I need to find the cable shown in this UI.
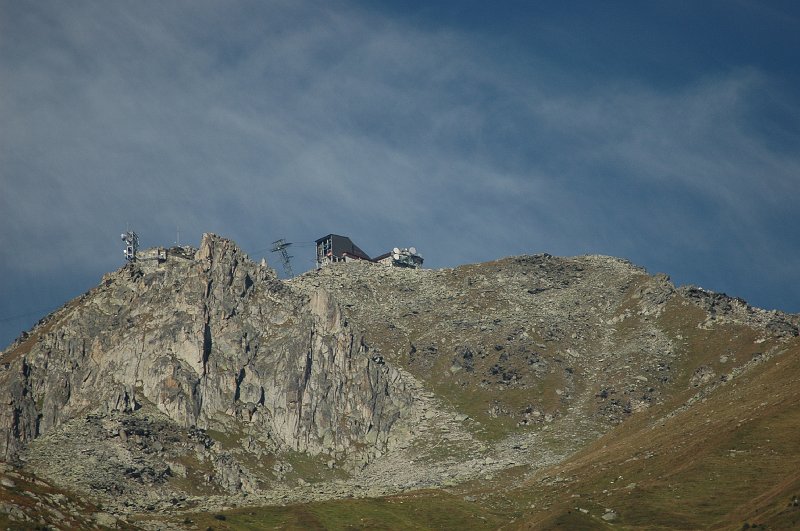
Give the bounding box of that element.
[250,241,316,255]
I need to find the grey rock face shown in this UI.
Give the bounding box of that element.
[0,234,414,464]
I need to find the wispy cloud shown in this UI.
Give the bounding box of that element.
[1,1,799,346]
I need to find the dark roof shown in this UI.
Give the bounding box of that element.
[315,233,336,244]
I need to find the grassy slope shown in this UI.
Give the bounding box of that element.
[509,339,800,530]
[169,490,508,530]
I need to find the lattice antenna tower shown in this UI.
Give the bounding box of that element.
[121,230,139,262]
[270,238,294,278]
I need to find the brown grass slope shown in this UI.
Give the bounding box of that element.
[507,340,800,530]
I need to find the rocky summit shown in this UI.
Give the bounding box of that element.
[1,233,799,530]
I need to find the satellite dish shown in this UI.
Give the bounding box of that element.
[409,247,417,255]
[392,253,400,260]
[392,247,400,254]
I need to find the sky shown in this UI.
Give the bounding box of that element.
[1,0,799,349]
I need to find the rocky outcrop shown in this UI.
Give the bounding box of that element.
[0,234,415,464]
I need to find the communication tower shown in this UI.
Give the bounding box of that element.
[387,246,423,268]
[121,231,139,262]
[270,238,294,278]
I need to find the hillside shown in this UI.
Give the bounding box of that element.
[1,233,798,529]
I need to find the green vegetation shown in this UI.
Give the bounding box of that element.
[177,490,508,530]
[207,428,245,449]
[282,450,348,483]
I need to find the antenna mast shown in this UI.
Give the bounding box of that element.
[121,230,139,262]
[270,238,294,278]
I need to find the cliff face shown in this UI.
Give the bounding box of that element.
[0,234,414,465]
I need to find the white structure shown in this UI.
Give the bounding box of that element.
[374,247,423,269]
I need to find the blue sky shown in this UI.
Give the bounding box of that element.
[1,1,799,348]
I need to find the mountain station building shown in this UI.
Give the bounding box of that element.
[315,234,372,268]
[315,233,424,269]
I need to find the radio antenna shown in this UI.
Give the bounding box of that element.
[121,230,139,262]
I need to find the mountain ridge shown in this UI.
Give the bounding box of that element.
[1,233,798,529]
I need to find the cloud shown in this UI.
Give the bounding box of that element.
[1,0,799,347]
